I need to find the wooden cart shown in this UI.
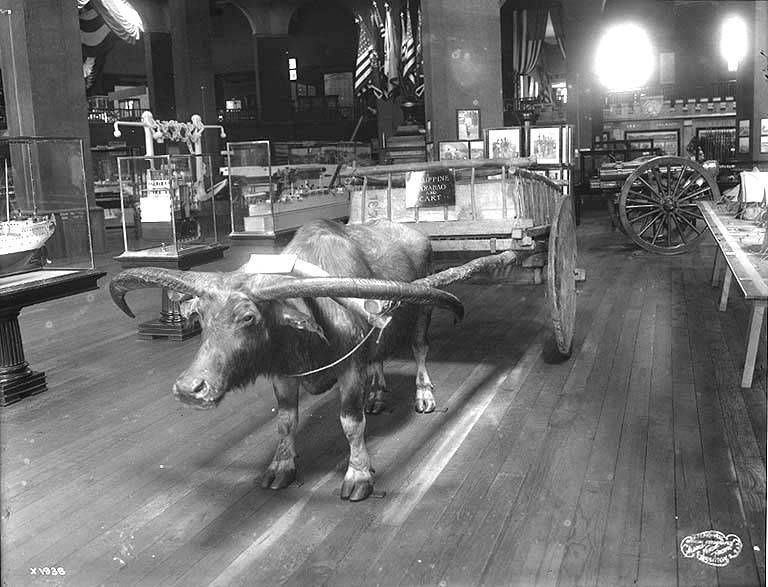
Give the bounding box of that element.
[339,158,578,356]
[592,155,720,254]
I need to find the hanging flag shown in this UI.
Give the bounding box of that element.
[400,5,417,92]
[383,2,400,99]
[354,16,383,100]
[371,1,385,42]
[414,4,424,98]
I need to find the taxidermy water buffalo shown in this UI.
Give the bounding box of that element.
[110,219,464,501]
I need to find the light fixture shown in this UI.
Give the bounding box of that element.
[595,23,654,91]
[720,15,747,72]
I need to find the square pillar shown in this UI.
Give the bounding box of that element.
[421,0,503,145]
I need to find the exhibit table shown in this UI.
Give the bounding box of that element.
[0,269,106,406]
[699,201,768,388]
[114,243,228,341]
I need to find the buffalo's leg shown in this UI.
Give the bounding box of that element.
[261,377,299,490]
[338,365,374,501]
[413,306,436,413]
[364,361,388,414]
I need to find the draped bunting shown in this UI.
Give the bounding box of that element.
[78,0,141,89]
[508,8,549,76]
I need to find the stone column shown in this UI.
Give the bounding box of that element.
[255,35,292,122]
[167,0,217,150]
[0,0,90,144]
[421,0,503,146]
[751,2,768,163]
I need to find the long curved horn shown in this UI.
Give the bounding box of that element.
[253,277,464,321]
[110,267,222,318]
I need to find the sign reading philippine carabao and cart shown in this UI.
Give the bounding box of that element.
[405,170,455,208]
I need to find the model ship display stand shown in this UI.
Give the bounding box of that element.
[1,137,106,405]
[113,112,228,341]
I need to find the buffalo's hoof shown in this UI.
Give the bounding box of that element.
[340,468,374,501]
[260,459,296,490]
[364,388,387,414]
[415,385,436,413]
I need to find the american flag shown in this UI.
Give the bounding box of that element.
[354,17,382,99]
[400,7,416,89]
[414,4,424,97]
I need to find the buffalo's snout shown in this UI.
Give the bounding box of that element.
[173,376,222,410]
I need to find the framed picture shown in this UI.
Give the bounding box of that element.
[760,118,768,135]
[628,140,653,150]
[625,130,680,156]
[457,109,481,141]
[761,136,768,154]
[738,119,750,137]
[485,127,522,159]
[469,140,485,160]
[438,140,470,161]
[738,136,750,154]
[529,126,562,164]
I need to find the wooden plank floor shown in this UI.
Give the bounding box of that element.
[1,206,766,587]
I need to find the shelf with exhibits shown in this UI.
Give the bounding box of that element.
[114,153,223,260]
[226,140,351,238]
[0,136,106,406]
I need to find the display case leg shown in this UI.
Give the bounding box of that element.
[0,307,47,406]
[137,287,201,341]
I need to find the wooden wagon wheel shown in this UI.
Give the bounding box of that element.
[618,156,720,255]
[548,195,577,357]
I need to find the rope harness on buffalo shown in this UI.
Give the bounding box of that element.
[284,302,401,378]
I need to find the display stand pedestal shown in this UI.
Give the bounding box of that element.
[137,286,201,341]
[0,308,47,406]
[0,269,107,407]
[115,243,228,342]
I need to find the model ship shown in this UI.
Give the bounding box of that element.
[0,212,57,274]
[1,159,56,274]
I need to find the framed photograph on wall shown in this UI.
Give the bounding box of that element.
[738,119,750,137]
[469,140,485,160]
[761,118,768,135]
[485,127,522,159]
[528,126,562,164]
[438,140,470,161]
[457,109,481,141]
[625,129,680,156]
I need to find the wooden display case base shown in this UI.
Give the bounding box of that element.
[0,369,47,407]
[137,319,201,341]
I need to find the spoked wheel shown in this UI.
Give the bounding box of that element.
[548,195,577,357]
[618,156,720,255]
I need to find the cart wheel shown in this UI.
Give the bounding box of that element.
[548,195,577,357]
[618,156,719,255]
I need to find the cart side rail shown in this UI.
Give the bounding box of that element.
[342,157,566,234]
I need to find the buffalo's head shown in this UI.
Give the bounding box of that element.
[109,267,463,409]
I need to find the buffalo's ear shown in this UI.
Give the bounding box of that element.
[277,303,327,343]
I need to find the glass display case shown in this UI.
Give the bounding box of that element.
[227,140,351,238]
[116,153,221,259]
[1,136,97,280]
[92,143,137,229]
[0,137,106,406]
